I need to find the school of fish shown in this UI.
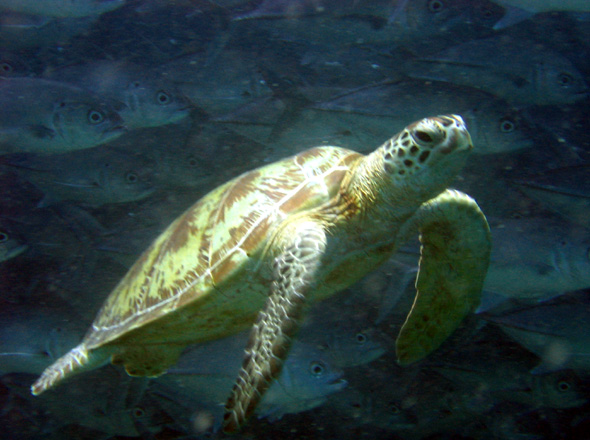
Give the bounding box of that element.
[1,0,590,439]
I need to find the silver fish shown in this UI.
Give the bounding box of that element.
[0,0,125,18]
[0,50,33,77]
[0,12,98,50]
[30,368,149,437]
[157,50,272,117]
[43,61,191,129]
[221,79,532,156]
[126,122,269,191]
[403,35,589,106]
[492,0,590,29]
[481,217,590,306]
[0,302,85,375]
[434,350,588,410]
[233,0,353,20]
[494,0,590,11]
[0,78,125,155]
[257,341,347,422]
[0,220,28,263]
[228,0,502,52]
[324,384,415,432]
[513,165,590,227]
[300,300,390,369]
[483,291,590,372]
[395,216,590,309]
[1,147,156,207]
[153,330,346,431]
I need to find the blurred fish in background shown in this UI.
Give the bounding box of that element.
[0,50,33,77]
[0,218,28,263]
[0,301,85,376]
[491,0,590,29]
[157,49,273,118]
[152,331,347,434]
[480,217,590,309]
[0,78,125,154]
[43,60,192,129]
[513,164,590,226]
[0,147,157,207]
[1,0,590,439]
[399,35,589,106]
[0,0,125,18]
[483,290,590,373]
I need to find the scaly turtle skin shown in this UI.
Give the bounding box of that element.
[31,115,491,432]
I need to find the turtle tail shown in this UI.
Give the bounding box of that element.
[31,344,90,395]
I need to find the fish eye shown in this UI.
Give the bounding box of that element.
[187,156,199,167]
[88,110,105,124]
[428,0,445,13]
[355,332,367,344]
[309,361,326,377]
[133,407,145,418]
[389,402,401,413]
[557,380,571,392]
[0,62,13,73]
[125,172,138,183]
[0,231,8,242]
[557,73,574,87]
[156,91,171,105]
[499,118,515,133]
[481,7,494,19]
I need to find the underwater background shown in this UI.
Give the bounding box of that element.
[1,0,590,439]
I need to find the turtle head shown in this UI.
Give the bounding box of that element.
[376,115,473,199]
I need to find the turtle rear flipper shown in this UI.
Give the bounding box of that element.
[112,343,185,378]
[31,344,108,395]
[223,222,327,433]
[396,189,491,365]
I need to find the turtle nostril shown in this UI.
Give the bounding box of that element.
[440,117,453,127]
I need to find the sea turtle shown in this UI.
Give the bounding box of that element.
[31,115,491,432]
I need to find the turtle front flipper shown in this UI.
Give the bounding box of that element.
[223,222,327,433]
[396,189,491,365]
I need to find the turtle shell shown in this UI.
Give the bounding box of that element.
[84,146,362,353]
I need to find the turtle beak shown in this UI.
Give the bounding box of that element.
[433,114,473,154]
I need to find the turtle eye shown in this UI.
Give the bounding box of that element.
[428,0,445,13]
[414,130,433,143]
[156,91,171,105]
[125,172,138,183]
[0,231,8,242]
[499,118,515,133]
[309,361,326,377]
[355,332,367,345]
[557,73,574,87]
[88,110,105,124]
